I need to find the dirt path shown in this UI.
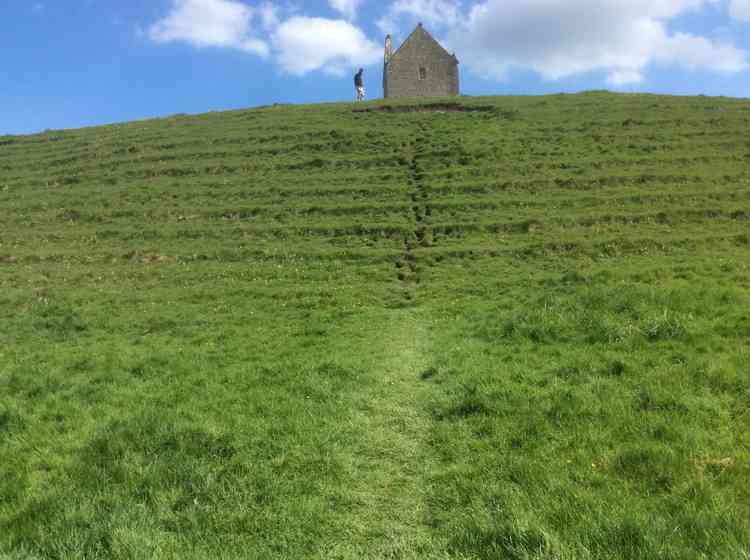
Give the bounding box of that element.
[325,310,451,559]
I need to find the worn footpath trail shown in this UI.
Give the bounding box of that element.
[324,118,460,559]
[324,309,455,560]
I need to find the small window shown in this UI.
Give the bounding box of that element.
[419,67,427,80]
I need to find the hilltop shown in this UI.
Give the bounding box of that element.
[1,92,749,559]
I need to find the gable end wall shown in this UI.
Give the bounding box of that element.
[384,30,459,99]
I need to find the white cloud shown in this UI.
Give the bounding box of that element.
[730,0,750,20]
[149,0,269,56]
[329,0,363,20]
[272,16,381,75]
[148,1,380,77]
[258,2,280,30]
[657,32,747,71]
[443,0,747,84]
[147,0,744,85]
[607,70,645,86]
[378,0,460,34]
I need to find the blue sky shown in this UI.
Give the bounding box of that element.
[1,0,749,135]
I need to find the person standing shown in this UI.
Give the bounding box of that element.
[354,68,365,102]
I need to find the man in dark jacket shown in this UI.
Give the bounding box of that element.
[354,68,365,102]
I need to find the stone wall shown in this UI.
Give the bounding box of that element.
[384,26,459,99]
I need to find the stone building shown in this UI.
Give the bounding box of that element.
[383,24,459,99]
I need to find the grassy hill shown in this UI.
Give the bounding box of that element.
[1,92,749,559]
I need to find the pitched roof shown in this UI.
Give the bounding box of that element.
[389,23,458,64]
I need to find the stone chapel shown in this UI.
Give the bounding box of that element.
[383,23,460,99]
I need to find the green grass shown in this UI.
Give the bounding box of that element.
[1,92,749,559]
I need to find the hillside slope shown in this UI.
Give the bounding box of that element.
[1,93,749,559]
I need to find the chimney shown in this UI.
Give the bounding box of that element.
[384,34,393,65]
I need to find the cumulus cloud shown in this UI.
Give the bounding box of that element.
[607,70,645,86]
[272,16,381,75]
[730,0,750,20]
[443,0,747,84]
[329,0,363,20]
[257,2,280,30]
[148,0,745,84]
[148,1,380,76]
[149,0,269,56]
